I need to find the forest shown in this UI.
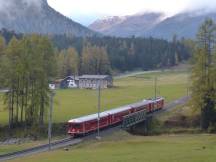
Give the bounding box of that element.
[0,29,191,77]
[52,35,191,73]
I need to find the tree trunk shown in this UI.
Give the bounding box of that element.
[11,88,14,127]
[39,94,44,127]
[15,77,20,124]
[24,78,28,126]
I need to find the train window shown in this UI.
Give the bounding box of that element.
[73,124,81,129]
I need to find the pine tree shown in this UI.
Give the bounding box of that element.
[57,50,67,78]
[0,35,5,55]
[191,19,216,130]
[57,47,80,78]
[65,47,79,77]
[0,35,6,87]
[81,45,111,75]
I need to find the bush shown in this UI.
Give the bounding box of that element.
[207,123,216,133]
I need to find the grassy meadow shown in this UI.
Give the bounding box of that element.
[10,132,216,162]
[0,135,67,156]
[0,141,47,155]
[0,70,189,125]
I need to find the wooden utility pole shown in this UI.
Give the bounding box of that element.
[154,76,157,100]
[96,80,101,140]
[8,92,12,129]
[48,91,55,150]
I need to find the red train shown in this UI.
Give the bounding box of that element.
[68,97,164,137]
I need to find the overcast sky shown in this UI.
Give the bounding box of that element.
[47,0,216,26]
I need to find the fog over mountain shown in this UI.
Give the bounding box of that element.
[0,0,97,36]
[144,10,216,39]
[89,10,216,39]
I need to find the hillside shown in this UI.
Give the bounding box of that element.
[89,16,126,33]
[89,11,216,39]
[0,0,96,36]
[145,11,216,39]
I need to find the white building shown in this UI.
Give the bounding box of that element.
[79,75,113,89]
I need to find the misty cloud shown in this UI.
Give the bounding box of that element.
[187,0,216,11]
[0,0,44,20]
[48,0,216,26]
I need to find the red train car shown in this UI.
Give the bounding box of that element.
[68,112,110,136]
[68,97,165,137]
[155,97,164,110]
[104,105,132,124]
[130,100,151,112]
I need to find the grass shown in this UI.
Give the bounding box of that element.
[0,70,189,125]
[0,141,45,155]
[9,132,216,162]
[159,103,198,120]
[0,135,67,155]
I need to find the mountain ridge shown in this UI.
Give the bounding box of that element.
[89,12,165,37]
[0,0,97,36]
[89,10,216,39]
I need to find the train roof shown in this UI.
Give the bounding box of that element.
[103,105,132,115]
[68,112,109,123]
[130,100,151,108]
[68,97,164,123]
[68,105,132,123]
[156,97,164,101]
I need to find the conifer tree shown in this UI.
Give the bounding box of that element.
[81,45,111,75]
[65,47,79,77]
[191,19,216,130]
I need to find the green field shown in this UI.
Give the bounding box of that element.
[0,70,189,125]
[0,141,46,155]
[10,132,216,162]
[0,136,66,156]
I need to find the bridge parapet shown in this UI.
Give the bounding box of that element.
[122,110,147,129]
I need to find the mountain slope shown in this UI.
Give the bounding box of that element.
[89,12,165,37]
[89,11,216,39]
[89,16,126,33]
[144,11,216,39]
[0,0,96,36]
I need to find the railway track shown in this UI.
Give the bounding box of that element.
[0,125,122,162]
[0,138,82,161]
[153,96,190,115]
[0,96,189,161]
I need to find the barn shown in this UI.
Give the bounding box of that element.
[56,76,79,89]
[79,75,113,89]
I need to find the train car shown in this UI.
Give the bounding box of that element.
[68,97,165,137]
[148,101,154,112]
[155,97,165,111]
[130,100,151,112]
[147,97,165,112]
[68,112,109,136]
[104,105,132,125]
